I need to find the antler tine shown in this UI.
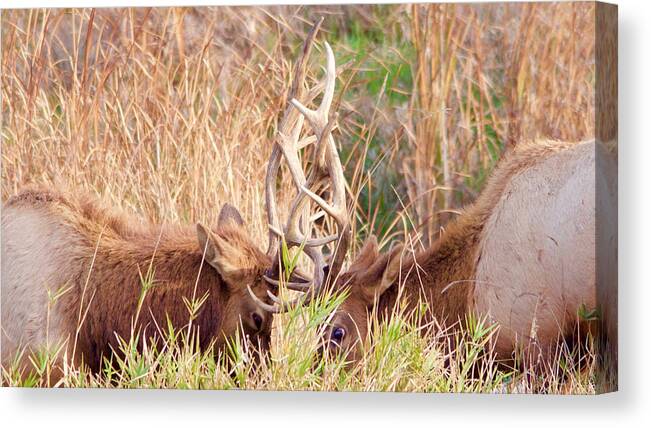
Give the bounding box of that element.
[290,42,336,133]
[269,248,325,310]
[265,108,306,261]
[262,274,313,291]
[247,285,280,313]
[247,284,319,314]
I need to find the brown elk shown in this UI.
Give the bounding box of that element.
[1,187,277,375]
[0,20,347,377]
[320,139,617,367]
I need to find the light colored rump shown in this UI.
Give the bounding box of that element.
[1,202,84,368]
[473,140,614,360]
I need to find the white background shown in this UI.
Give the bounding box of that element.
[0,0,649,427]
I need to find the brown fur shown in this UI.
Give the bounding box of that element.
[1,185,274,374]
[326,140,617,366]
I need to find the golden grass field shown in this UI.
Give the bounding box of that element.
[1,4,616,392]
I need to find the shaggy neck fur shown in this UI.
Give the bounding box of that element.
[77,227,226,372]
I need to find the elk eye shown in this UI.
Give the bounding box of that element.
[322,265,330,278]
[331,327,345,342]
[251,312,263,331]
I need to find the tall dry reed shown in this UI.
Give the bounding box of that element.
[405,2,596,243]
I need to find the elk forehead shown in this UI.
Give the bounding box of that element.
[218,226,271,269]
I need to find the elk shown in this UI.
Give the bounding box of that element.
[1,187,277,375]
[322,139,617,367]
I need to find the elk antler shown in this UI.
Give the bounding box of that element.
[248,20,351,313]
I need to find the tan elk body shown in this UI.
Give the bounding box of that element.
[326,139,617,364]
[1,186,275,373]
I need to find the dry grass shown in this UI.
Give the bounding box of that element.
[1,4,611,392]
[2,7,298,232]
[405,2,597,242]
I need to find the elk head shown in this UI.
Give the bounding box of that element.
[196,203,275,355]
[321,236,405,362]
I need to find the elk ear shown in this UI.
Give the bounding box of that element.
[379,243,405,295]
[361,242,404,304]
[196,222,250,285]
[349,235,380,273]
[217,203,244,229]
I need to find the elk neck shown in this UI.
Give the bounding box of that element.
[375,211,485,327]
[68,210,226,369]
[374,142,570,327]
